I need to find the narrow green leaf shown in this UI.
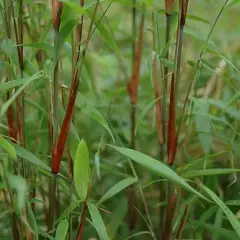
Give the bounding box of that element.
[0,71,44,117]
[87,202,110,240]
[20,215,35,236]
[186,220,238,240]
[135,98,159,136]
[98,177,137,205]
[1,39,16,56]
[182,168,240,178]
[187,14,210,24]
[95,153,101,180]
[0,79,26,94]
[55,219,69,240]
[123,231,152,240]
[85,0,106,8]
[38,229,53,240]
[8,174,27,213]
[0,210,10,221]
[224,92,240,110]
[227,0,240,7]
[177,152,226,173]
[110,146,209,201]
[202,185,240,237]
[56,199,83,224]
[54,19,77,63]
[183,169,240,178]
[226,200,240,206]
[74,139,90,200]
[23,42,54,53]
[184,28,215,47]
[26,201,38,239]
[194,99,212,154]
[107,197,127,237]
[60,0,85,15]
[0,136,17,160]
[141,0,153,6]
[76,93,115,143]
[206,48,240,73]
[12,143,51,171]
[86,9,122,57]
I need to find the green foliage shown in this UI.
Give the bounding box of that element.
[97,177,137,204]
[203,185,240,237]
[87,202,110,240]
[74,139,90,200]
[194,98,212,154]
[55,219,69,240]
[0,71,45,116]
[76,93,115,143]
[110,145,208,201]
[0,135,17,160]
[0,0,240,239]
[8,174,27,213]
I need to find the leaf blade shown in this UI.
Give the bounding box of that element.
[87,202,110,240]
[98,177,137,205]
[202,185,240,237]
[55,219,69,240]
[0,136,17,160]
[110,145,208,201]
[74,139,90,200]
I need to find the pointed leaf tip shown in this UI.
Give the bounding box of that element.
[74,139,90,200]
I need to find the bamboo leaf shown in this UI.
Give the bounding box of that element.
[8,174,27,213]
[1,39,17,57]
[0,79,26,94]
[0,71,45,117]
[55,219,69,240]
[12,143,51,171]
[227,0,240,7]
[74,139,90,200]
[86,9,122,58]
[87,202,110,240]
[26,201,38,239]
[226,200,240,206]
[135,98,159,136]
[98,177,137,205]
[123,231,152,240]
[194,99,212,154]
[54,19,77,63]
[76,93,115,143]
[23,42,54,53]
[182,169,240,178]
[186,220,238,240]
[0,135,17,160]
[95,152,101,180]
[56,199,83,224]
[110,145,209,201]
[206,48,240,73]
[60,0,85,15]
[187,14,210,24]
[202,185,240,237]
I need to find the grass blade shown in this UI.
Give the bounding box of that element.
[87,202,110,240]
[109,145,209,201]
[0,71,44,117]
[55,219,69,240]
[202,184,240,237]
[0,135,17,160]
[97,177,137,205]
[182,169,240,178]
[74,139,90,200]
